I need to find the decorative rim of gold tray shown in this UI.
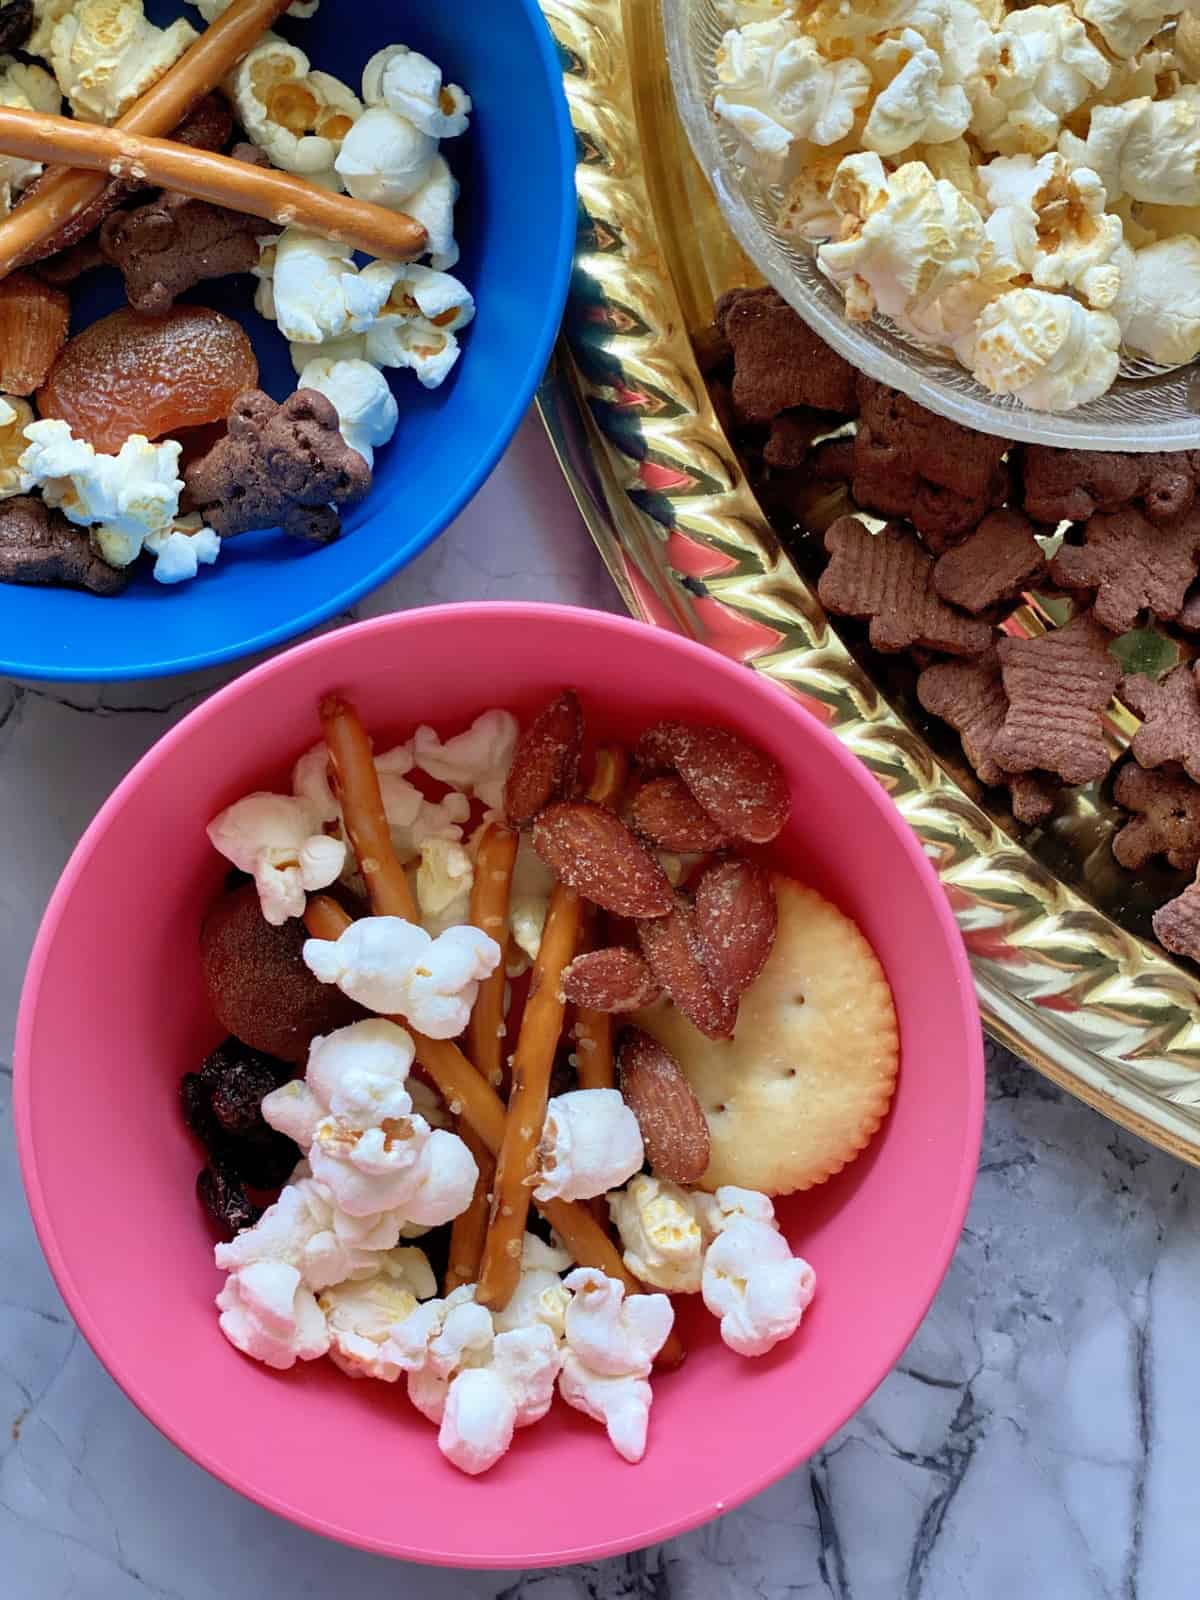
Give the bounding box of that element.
[535,0,1200,1167]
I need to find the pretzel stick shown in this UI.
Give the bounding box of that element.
[302,892,688,1369]
[447,823,519,1292]
[467,823,519,1090]
[318,694,421,922]
[0,110,426,265]
[476,746,630,1312]
[0,0,294,274]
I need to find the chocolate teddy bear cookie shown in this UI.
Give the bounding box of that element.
[99,144,278,315]
[0,495,127,595]
[185,389,372,544]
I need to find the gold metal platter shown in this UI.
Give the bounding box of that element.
[535,0,1200,1166]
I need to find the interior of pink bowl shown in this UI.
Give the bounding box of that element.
[15,603,983,1568]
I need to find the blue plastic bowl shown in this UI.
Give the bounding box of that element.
[3,0,574,679]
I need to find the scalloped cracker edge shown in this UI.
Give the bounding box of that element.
[632,875,898,1193]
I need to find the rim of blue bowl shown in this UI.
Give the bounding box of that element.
[6,0,576,684]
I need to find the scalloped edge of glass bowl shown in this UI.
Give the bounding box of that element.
[536,0,1200,1166]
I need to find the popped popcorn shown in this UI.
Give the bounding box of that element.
[295,357,399,469]
[334,106,438,209]
[228,37,361,180]
[309,1112,478,1221]
[508,834,556,968]
[557,1269,675,1464]
[1060,91,1200,207]
[28,0,74,59]
[50,0,196,124]
[700,1189,816,1358]
[258,229,393,347]
[411,708,517,811]
[290,737,470,864]
[714,17,872,181]
[862,29,971,156]
[719,0,1200,403]
[415,837,474,937]
[303,1017,418,1130]
[979,153,1124,308]
[1113,236,1200,363]
[492,1235,573,1341]
[360,45,472,140]
[1072,0,1189,57]
[608,1174,710,1294]
[206,790,345,926]
[19,420,185,570]
[971,4,1110,158]
[214,1176,386,1292]
[319,1246,437,1381]
[216,1261,329,1370]
[144,515,220,585]
[0,397,33,500]
[402,155,461,272]
[386,1286,561,1475]
[0,57,61,197]
[302,914,501,1038]
[962,286,1121,409]
[817,155,1004,345]
[534,1088,645,1204]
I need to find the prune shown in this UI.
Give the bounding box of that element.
[209,1055,283,1135]
[224,1128,301,1192]
[180,1070,220,1143]
[197,1165,261,1237]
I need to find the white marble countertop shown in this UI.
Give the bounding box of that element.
[2,416,1197,1598]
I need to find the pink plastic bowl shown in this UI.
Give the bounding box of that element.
[16,603,982,1568]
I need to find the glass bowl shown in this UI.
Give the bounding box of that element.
[662,0,1200,451]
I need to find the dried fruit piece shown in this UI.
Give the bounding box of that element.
[629,774,731,852]
[560,946,661,1012]
[38,306,259,453]
[197,1164,261,1237]
[637,900,737,1039]
[618,1025,712,1184]
[0,271,69,396]
[504,689,583,827]
[532,800,674,918]
[693,857,777,1001]
[635,721,790,844]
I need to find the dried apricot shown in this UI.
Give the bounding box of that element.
[37,306,259,453]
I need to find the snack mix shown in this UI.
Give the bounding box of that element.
[713,0,1200,409]
[0,0,476,593]
[705,281,1200,966]
[187,688,900,1474]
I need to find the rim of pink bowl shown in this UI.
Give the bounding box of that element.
[14,602,985,1569]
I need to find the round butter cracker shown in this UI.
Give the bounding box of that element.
[632,876,898,1194]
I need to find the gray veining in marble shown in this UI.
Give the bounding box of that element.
[1,418,1197,1598]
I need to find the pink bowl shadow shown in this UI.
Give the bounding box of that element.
[15,602,983,1568]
